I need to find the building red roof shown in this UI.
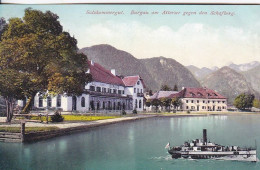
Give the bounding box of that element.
[88,60,125,86]
[122,76,146,88]
[169,87,226,99]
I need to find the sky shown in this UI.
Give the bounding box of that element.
[0,4,259,68]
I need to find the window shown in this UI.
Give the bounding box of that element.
[113,89,117,94]
[186,100,189,103]
[135,99,137,108]
[103,102,106,109]
[208,100,210,103]
[191,100,194,103]
[47,96,52,107]
[81,97,85,107]
[212,101,215,103]
[102,88,106,93]
[134,88,136,93]
[186,106,189,109]
[222,101,225,103]
[109,89,112,93]
[90,86,95,91]
[222,106,226,109]
[218,101,220,103]
[139,100,142,108]
[141,89,142,93]
[39,96,43,107]
[203,100,205,103]
[56,95,61,107]
[113,102,116,110]
[96,87,101,92]
[122,90,125,94]
[118,90,121,94]
[137,81,140,85]
[197,100,199,103]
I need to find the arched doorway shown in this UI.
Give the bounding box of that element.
[72,96,77,111]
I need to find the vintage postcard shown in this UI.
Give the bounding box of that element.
[0,2,260,170]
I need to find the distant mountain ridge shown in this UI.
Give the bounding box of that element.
[79,44,200,91]
[201,66,257,103]
[228,61,260,72]
[242,65,260,95]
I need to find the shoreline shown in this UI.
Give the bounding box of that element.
[1,112,260,143]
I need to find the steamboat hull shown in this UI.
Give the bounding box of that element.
[169,150,257,162]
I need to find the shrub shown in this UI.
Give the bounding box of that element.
[132,109,137,114]
[172,110,176,113]
[51,111,64,122]
[122,109,126,115]
[187,110,190,114]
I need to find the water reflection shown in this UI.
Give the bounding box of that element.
[1,115,260,170]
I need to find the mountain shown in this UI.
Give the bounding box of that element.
[228,61,260,72]
[201,66,256,103]
[186,65,218,80]
[79,44,200,91]
[140,57,201,90]
[242,65,260,95]
[79,44,158,90]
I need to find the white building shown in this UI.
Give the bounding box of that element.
[18,60,145,113]
[170,87,228,112]
[146,87,228,112]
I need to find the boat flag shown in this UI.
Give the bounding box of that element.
[165,142,170,149]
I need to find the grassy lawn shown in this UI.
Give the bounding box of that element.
[63,115,120,121]
[28,115,120,122]
[0,126,59,133]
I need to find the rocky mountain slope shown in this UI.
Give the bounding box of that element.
[140,57,201,90]
[242,65,260,95]
[186,65,218,80]
[201,66,256,103]
[79,44,200,91]
[228,61,260,72]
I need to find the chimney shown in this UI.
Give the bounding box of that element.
[91,60,94,65]
[111,69,116,76]
[203,129,207,144]
[182,87,185,90]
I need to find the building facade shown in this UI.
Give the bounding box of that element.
[18,61,145,113]
[146,87,227,112]
[170,87,228,111]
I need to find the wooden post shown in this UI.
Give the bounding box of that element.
[21,121,25,142]
[46,114,49,124]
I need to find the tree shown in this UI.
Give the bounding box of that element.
[171,97,182,110]
[161,84,172,91]
[160,97,171,112]
[0,8,91,119]
[151,99,161,112]
[233,93,255,111]
[0,69,26,122]
[145,99,151,107]
[253,99,260,109]
[173,84,178,91]
[148,89,153,96]
[0,17,7,40]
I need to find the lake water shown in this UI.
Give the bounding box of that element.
[1,115,260,170]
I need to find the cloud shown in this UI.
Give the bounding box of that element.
[76,21,260,68]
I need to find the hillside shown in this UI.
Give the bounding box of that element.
[242,65,260,95]
[186,65,217,80]
[79,45,201,91]
[140,57,201,90]
[201,66,255,103]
